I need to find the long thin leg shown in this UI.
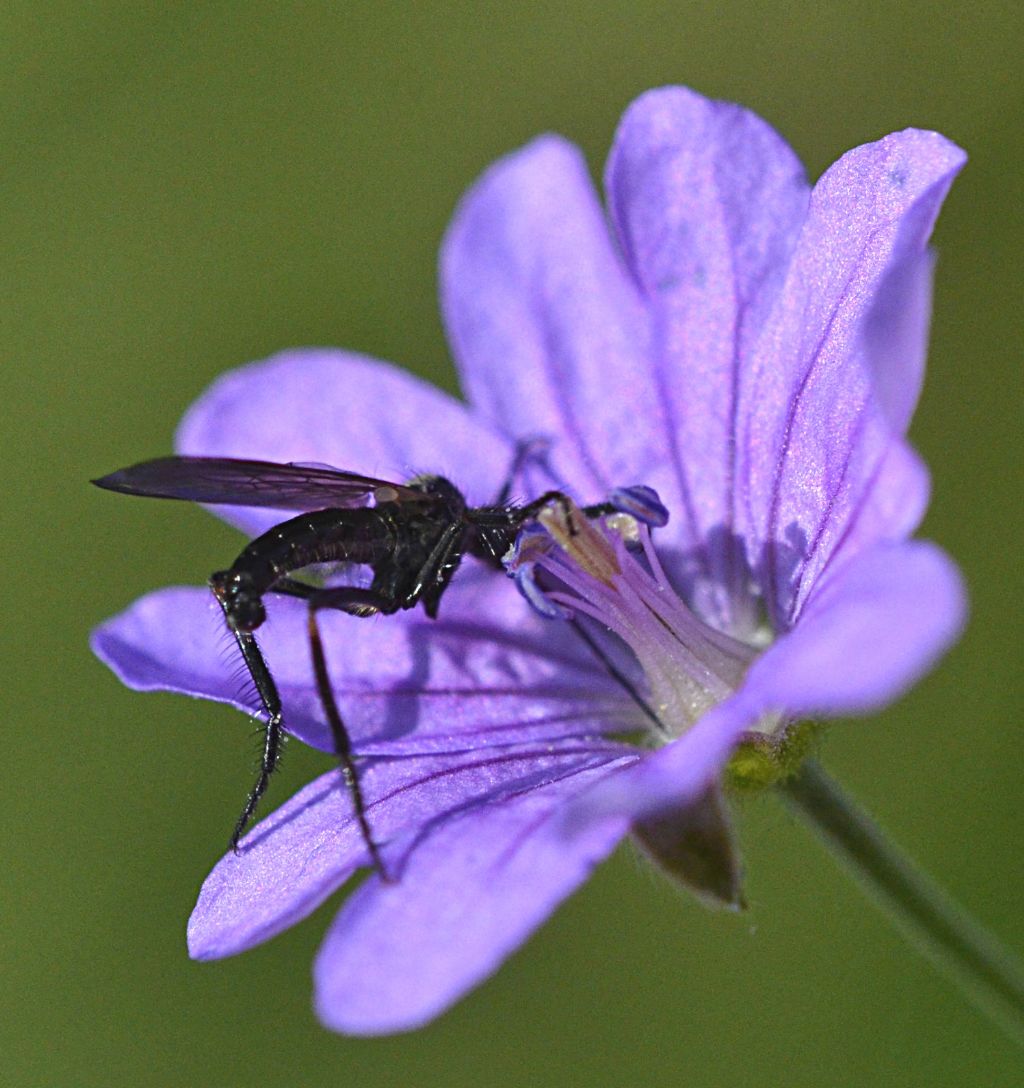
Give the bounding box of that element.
[493,436,551,505]
[492,440,616,523]
[304,586,392,881]
[516,489,617,533]
[213,596,286,852]
[270,580,393,880]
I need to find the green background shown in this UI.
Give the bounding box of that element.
[5,3,1021,1085]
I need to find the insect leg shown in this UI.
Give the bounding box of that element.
[491,435,617,523]
[214,602,286,852]
[492,436,552,505]
[517,489,619,533]
[580,500,618,519]
[277,582,394,881]
[405,519,467,617]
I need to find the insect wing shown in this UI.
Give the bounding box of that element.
[92,455,424,510]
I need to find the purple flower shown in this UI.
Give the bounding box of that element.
[93,87,967,1034]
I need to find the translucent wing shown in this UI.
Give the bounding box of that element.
[92,456,425,509]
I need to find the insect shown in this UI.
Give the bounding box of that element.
[93,452,621,876]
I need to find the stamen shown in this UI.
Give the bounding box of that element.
[515,488,759,742]
[607,484,670,528]
[514,564,573,620]
[537,501,620,584]
[638,522,671,588]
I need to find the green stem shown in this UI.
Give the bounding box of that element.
[778,759,1024,1048]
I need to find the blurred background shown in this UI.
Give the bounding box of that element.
[4,3,1021,1085]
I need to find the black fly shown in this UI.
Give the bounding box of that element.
[94,453,614,876]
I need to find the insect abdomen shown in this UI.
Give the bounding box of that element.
[234,508,395,592]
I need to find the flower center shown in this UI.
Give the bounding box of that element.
[511,495,760,744]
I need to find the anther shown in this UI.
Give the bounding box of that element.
[607,485,670,528]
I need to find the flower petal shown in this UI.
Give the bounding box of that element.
[861,249,936,433]
[188,743,628,960]
[175,348,514,536]
[92,573,638,756]
[809,437,930,594]
[312,762,630,1034]
[742,540,967,716]
[309,569,637,753]
[128,552,963,965]
[735,129,965,624]
[605,86,809,629]
[92,585,333,749]
[91,585,239,699]
[441,135,657,504]
[566,691,759,825]
[567,540,964,823]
